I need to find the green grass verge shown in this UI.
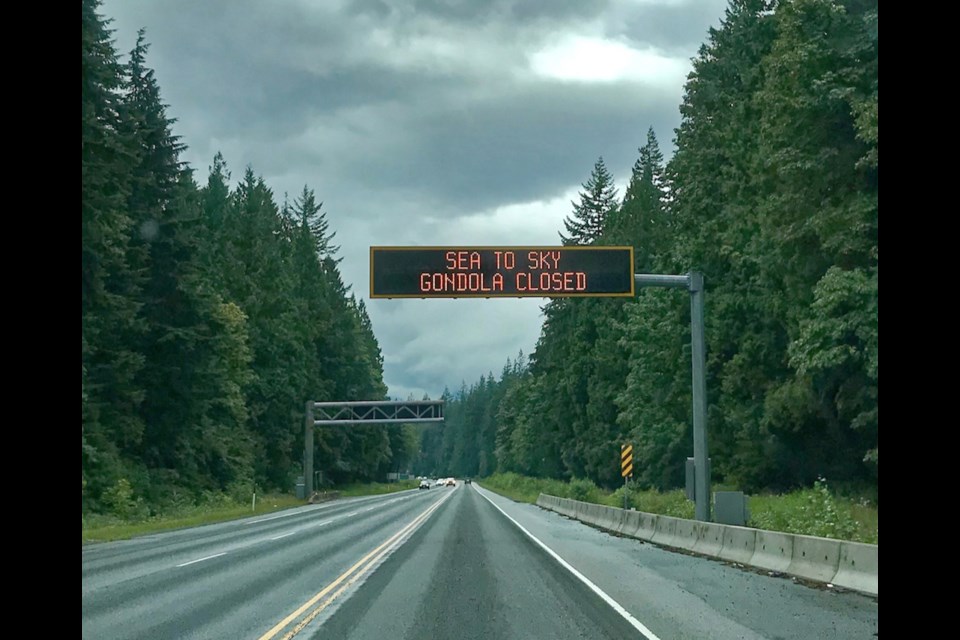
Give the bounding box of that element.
[82,480,420,544]
[333,479,419,497]
[82,494,305,543]
[480,472,877,544]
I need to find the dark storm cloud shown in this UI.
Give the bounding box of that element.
[102,0,729,398]
[106,0,714,214]
[316,81,680,214]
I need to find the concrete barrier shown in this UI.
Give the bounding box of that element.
[596,505,621,532]
[651,515,680,548]
[832,541,878,596]
[750,530,793,573]
[581,502,602,526]
[620,510,641,536]
[693,522,725,556]
[635,512,658,541]
[533,494,875,596]
[719,525,756,564]
[788,534,842,584]
[593,504,612,528]
[573,500,589,520]
[673,518,701,552]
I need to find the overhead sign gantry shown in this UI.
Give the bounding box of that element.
[304,400,444,497]
[370,246,635,298]
[310,246,712,521]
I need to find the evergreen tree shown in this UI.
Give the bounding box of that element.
[609,127,667,270]
[82,0,145,509]
[294,186,340,259]
[559,157,619,245]
[123,32,256,494]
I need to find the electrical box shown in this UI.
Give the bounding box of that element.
[714,491,750,526]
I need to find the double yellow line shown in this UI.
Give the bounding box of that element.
[258,492,452,640]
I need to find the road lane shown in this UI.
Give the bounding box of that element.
[82,489,445,639]
[82,483,878,640]
[473,485,878,640]
[315,484,649,640]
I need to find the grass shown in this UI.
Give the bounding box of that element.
[82,479,420,544]
[480,472,877,544]
[334,479,419,497]
[82,494,305,543]
[748,481,878,544]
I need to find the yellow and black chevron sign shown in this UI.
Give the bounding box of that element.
[620,444,633,478]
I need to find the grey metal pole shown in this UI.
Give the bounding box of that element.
[305,401,314,498]
[689,272,710,521]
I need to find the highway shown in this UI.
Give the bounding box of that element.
[82,484,878,639]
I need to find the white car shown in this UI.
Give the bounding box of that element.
[418,479,431,490]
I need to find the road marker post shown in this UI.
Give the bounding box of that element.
[621,444,633,510]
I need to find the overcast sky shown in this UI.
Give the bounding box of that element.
[102,0,728,400]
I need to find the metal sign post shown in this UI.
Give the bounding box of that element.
[621,443,633,510]
[304,400,445,496]
[633,272,710,522]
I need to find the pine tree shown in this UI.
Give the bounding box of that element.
[123,32,257,493]
[610,127,667,270]
[82,0,147,510]
[560,157,619,246]
[293,186,340,259]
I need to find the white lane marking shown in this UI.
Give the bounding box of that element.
[176,552,227,568]
[475,487,663,640]
[245,508,325,525]
[174,493,423,567]
[258,490,456,640]
[245,491,416,525]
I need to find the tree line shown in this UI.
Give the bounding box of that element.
[419,0,878,494]
[82,0,412,515]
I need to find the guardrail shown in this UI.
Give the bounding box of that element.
[535,494,877,597]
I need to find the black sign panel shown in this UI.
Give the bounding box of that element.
[370,246,635,298]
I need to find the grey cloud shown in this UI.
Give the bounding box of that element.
[612,0,730,55]
[102,0,729,398]
[344,82,681,212]
[353,0,610,24]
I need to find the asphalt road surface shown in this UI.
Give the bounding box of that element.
[82,484,878,639]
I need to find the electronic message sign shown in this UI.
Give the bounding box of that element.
[370,246,634,298]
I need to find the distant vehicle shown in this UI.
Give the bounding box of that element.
[464,478,472,484]
[445,478,456,487]
[434,479,445,487]
[419,479,431,490]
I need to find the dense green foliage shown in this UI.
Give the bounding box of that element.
[480,473,877,543]
[421,0,878,497]
[84,0,878,517]
[82,493,305,543]
[82,1,404,515]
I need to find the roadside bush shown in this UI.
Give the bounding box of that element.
[101,478,147,519]
[567,477,601,502]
